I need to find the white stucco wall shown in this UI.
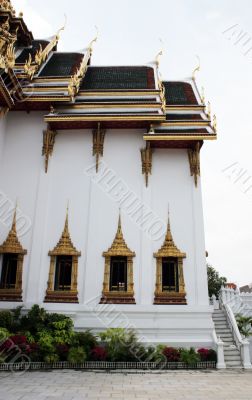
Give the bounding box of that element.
[0,112,214,345]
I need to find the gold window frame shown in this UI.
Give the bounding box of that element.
[154,216,187,305]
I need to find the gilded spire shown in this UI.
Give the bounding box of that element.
[103,212,135,257]
[0,205,27,254]
[49,205,81,256]
[154,212,186,258]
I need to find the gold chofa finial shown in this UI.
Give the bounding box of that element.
[155,38,164,66]
[88,26,98,52]
[56,14,67,39]
[192,55,200,80]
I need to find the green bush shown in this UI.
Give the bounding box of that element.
[0,327,10,342]
[0,310,13,331]
[100,328,145,362]
[67,347,87,363]
[236,314,252,338]
[179,348,200,365]
[73,331,97,353]
[44,353,59,363]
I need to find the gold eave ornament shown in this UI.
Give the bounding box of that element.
[0,16,17,71]
[24,23,65,80]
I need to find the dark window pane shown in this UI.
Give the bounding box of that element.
[110,256,127,291]
[54,256,72,291]
[162,257,179,292]
[0,253,18,289]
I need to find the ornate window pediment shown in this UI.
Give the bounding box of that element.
[0,208,27,302]
[154,215,187,304]
[45,207,81,303]
[100,214,135,304]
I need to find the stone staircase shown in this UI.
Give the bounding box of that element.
[213,309,242,368]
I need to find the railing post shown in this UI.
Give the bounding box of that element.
[241,340,252,369]
[216,338,226,369]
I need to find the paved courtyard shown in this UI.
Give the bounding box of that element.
[0,370,252,400]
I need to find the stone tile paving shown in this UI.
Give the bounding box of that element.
[0,370,252,400]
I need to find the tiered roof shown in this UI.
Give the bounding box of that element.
[0,0,216,147]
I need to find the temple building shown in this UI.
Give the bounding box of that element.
[0,0,217,347]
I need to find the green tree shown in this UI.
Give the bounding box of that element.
[207,264,227,298]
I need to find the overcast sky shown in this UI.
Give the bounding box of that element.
[12,0,252,286]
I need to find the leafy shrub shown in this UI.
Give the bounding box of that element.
[90,346,107,361]
[67,347,86,363]
[44,353,59,363]
[207,349,217,362]
[142,345,166,363]
[19,305,47,335]
[29,343,41,361]
[0,327,10,343]
[236,314,252,338]
[179,348,200,365]
[56,344,69,361]
[37,331,54,356]
[73,330,97,353]
[163,347,180,362]
[0,335,31,363]
[100,328,143,362]
[0,310,13,331]
[197,348,209,361]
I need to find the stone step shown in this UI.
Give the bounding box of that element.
[215,328,231,333]
[224,349,240,356]
[223,342,236,346]
[225,355,241,361]
[213,319,227,323]
[226,361,242,367]
[215,325,229,329]
[213,317,226,321]
[219,335,233,340]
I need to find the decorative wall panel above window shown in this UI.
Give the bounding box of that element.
[0,208,27,302]
[100,214,135,304]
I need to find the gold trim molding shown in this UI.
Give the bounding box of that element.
[140,141,152,187]
[100,214,135,304]
[92,122,106,172]
[188,141,200,187]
